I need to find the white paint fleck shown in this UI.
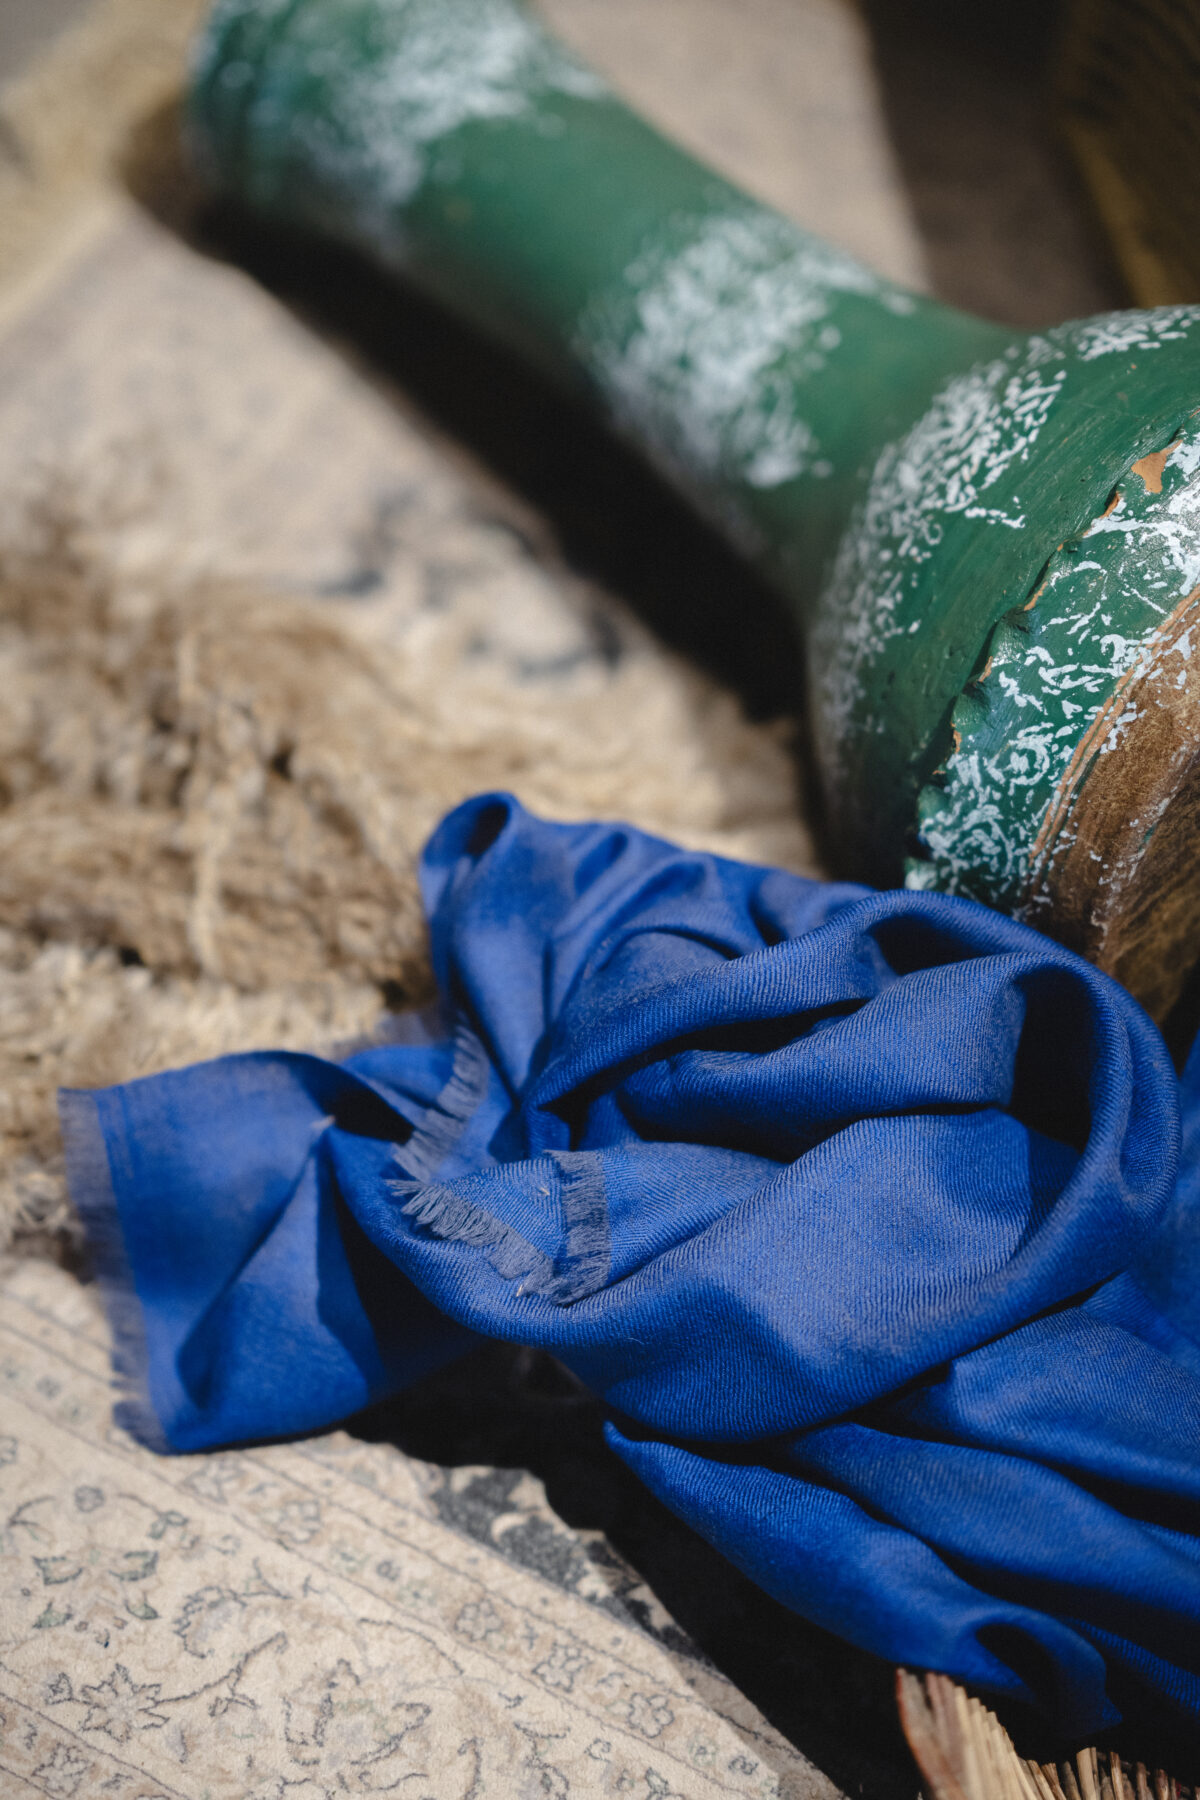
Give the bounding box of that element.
[577,208,885,496]
[1084,438,1200,603]
[204,0,608,233]
[1170,434,1200,482]
[812,347,1067,793]
[1071,307,1200,362]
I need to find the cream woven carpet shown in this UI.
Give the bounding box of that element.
[2,1252,840,1798]
[0,2,936,1793]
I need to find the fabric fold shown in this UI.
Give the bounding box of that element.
[61,791,1200,1736]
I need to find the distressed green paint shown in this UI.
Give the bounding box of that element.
[190,0,1200,901]
[910,413,1200,913]
[814,318,1200,883]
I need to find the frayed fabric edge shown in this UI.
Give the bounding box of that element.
[57,1088,172,1453]
[393,1017,490,1183]
[394,1175,554,1293]
[537,1151,610,1303]
[391,1149,610,1306]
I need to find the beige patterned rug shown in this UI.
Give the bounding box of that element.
[1,1253,838,1799]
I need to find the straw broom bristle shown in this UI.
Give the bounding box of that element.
[897,1670,1190,1800]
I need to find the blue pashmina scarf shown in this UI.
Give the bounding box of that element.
[60,793,1200,1738]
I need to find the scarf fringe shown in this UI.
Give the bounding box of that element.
[393,1018,490,1181]
[536,1151,610,1303]
[397,1178,553,1291]
[392,1149,610,1306]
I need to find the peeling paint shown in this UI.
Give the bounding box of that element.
[909,415,1200,911]
[1131,440,1181,494]
[811,342,1069,799]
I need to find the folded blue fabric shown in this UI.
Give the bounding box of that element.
[61,793,1200,1738]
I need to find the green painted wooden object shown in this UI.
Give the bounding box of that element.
[189,0,1200,1017]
